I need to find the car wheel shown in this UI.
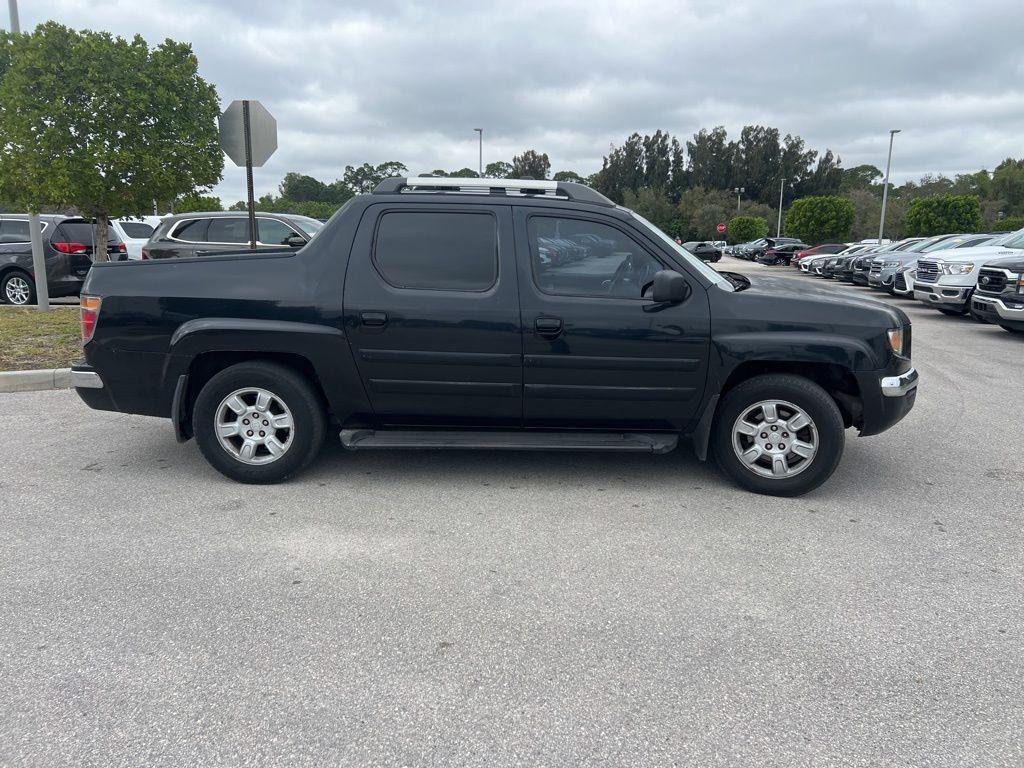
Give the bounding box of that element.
[2,270,36,305]
[711,374,845,497]
[192,361,326,484]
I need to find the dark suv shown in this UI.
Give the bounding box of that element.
[1,215,125,305]
[143,211,323,259]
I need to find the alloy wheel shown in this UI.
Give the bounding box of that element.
[214,387,295,465]
[5,276,31,305]
[731,399,819,478]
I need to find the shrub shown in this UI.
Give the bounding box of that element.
[994,215,1024,233]
[784,196,855,243]
[728,215,768,243]
[903,195,983,237]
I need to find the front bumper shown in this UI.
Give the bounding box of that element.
[914,284,971,309]
[854,364,918,437]
[971,294,1024,328]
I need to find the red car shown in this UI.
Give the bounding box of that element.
[791,243,848,267]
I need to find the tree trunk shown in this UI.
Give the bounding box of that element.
[94,212,109,263]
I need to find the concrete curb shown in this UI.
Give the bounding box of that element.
[0,368,72,393]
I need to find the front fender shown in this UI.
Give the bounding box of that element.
[713,332,879,372]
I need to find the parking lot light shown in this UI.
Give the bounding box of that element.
[878,129,901,243]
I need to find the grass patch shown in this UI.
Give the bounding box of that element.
[0,306,82,372]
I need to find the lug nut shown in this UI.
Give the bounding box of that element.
[765,443,773,450]
[263,421,269,426]
[246,430,253,437]
[771,425,778,432]
[761,432,768,438]
[782,432,789,438]
[259,431,266,437]
[243,419,249,425]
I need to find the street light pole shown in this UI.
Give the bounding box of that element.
[734,187,744,213]
[774,177,782,237]
[7,0,48,310]
[878,129,901,243]
[474,128,482,176]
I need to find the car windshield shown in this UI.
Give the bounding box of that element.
[289,216,324,237]
[627,211,731,289]
[988,228,1024,248]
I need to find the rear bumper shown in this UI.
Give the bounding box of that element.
[971,294,1024,328]
[71,363,117,411]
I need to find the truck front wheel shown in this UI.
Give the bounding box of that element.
[192,361,326,484]
[711,374,845,497]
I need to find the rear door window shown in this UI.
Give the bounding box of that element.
[206,218,251,244]
[0,219,32,243]
[373,211,498,291]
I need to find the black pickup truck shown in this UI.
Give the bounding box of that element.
[72,177,918,496]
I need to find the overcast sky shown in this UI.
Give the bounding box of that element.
[18,0,1024,204]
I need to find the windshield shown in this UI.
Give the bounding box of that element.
[289,215,325,237]
[989,228,1024,248]
[627,210,731,289]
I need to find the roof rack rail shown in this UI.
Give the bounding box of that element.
[372,177,614,207]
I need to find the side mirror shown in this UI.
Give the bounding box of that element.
[284,234,306,247]
[651,270,690,303]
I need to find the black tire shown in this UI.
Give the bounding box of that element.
[1,270,36,305]
[711,374,845,497]
[192,361,326,484]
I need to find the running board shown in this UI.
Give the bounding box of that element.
[340,429,678,454]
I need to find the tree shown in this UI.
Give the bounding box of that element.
[174,192,223,213]
[728,215,768,243]
[0,23,222,261]
[840,164,883,192]
[622,188,683,237]
[552,170,584,183]
[450,168,479,178]
[280,172,329,202]
[784,196,854,243]
[995,215,1024,232]
[992,158,1024,213]
[342,161,409,194]
[903,195,983,236]
[484,161,513,179]
[510,150,551,180]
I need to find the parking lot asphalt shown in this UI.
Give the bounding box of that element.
[2,258,1022,767]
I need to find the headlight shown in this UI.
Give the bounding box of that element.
[940,263,974,275]
[887,328,904,356]
[884,260,903,268]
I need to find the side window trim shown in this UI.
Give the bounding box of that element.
[370,207,500,293]
[168,218,210,244]
[525,212,668,301]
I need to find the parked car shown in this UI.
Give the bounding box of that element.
[970,253,1024,333]
[757,242,806,266]
[914,228,1024,315]
[743,236,802,262]
[71,176,918,497]
[111,216,165,260]
[791,243,847,267]
[889,234,1001,296]
[681,241,722,262]
[142,211,324,259]
[850,252,881,285]
[0,214,125,305]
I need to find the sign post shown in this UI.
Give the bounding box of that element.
[716,222,727,243]
[218,100,277,250]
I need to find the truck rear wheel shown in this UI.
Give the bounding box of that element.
[711,374,845,497]
[192,361,326,484]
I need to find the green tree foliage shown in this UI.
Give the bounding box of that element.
[342,161,408,194]
[552,170,584,183]
[844,188,907,241]
[510,150,551,180]
[174,192,223,213]
[484,161,513,179]
[995,215,1024,232]
[784,196,855,243]
[622,188,683,237]
[280,172,329,202]
[992,158,1024,213]
[595,131,685,204]
[450,168,479,178]
[903,195,983,237]
[840,164,883,192]
[728,216,769,243]
[0,23,223,260]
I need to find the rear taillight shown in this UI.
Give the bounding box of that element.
[140,248,148,260]
[53,242,88,254]
[81,295,101,343]
[117,243,127,253]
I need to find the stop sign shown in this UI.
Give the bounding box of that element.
[716,223,727,234]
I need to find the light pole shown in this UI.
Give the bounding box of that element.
[474,128,482,177]
[776,177,791,237]
[6,0,48,310]
[734,186,745,213]
[878,129,901,243]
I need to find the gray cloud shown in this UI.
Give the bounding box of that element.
[19,0,1024,203]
